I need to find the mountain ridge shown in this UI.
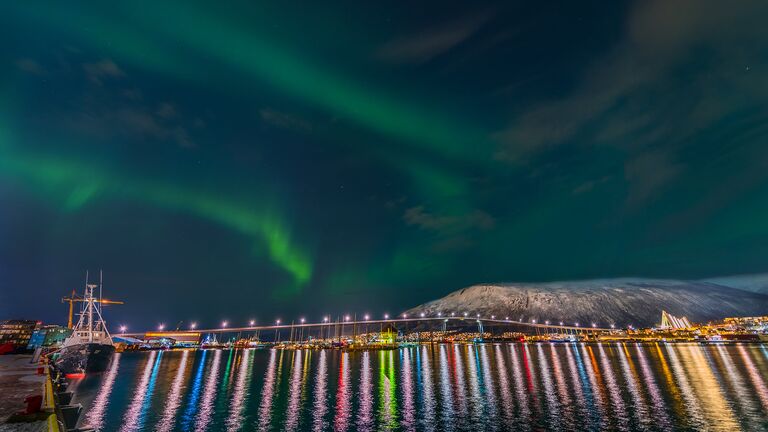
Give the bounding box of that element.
[406,278,768,327]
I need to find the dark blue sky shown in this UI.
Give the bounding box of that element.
[2,1,768,330]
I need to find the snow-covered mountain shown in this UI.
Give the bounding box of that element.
[405,278,768,328]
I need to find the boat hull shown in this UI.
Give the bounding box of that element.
[55,343,115,375]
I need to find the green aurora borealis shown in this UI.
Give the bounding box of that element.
[3,1,768,325]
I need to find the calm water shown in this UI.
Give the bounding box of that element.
[69,343,768,431]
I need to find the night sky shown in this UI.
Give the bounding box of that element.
[3,1,768,329]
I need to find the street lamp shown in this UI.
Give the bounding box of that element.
[222,321,228,328]
[345,315,350,322]
[300,318,305,324]
[491,315,495,319]
[190,322,197,330]
[276,319,281,325]
[384,314,389,319]
[420,312,425,318]
[403,313,407,318]
[249,320,255,326]
[545,321,550,325]
[463,312,468,317]
[120,325,126,334]
[323,316,329,323]
[532,319,536,324]
[158,323,165,331]
[364,314,369,320]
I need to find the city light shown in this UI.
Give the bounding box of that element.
[491,315,495,319]
[610,324,615,329]
[545,321,550,325]
[364,314,369,320]
[276,319,281,325]
[222,321,228,328]
[158,323,165,331]
[300,318,305,323]
[532,319,536,324]
[505,316,509,320]
[190,322,197,330]
[559,321,563,326]
[119,325,126,333]
[464,312,468,317]
[345,315,350,321]
[384,314,389,319]
[437,312,442,317]
[403,313,408,318]
[323,316,329,322]
[420,312,425,318]
[592,323,597,328]
[249,320,255,326]
[575,323,580,327]
[451,312,455,317]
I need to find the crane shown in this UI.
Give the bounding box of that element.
[62,288,125,328]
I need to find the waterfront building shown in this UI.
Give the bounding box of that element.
[26,325,73,349]
[0,319,40,352]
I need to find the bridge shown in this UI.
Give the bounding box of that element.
[120,315,614,341]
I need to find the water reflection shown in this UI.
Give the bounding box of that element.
[257,349,279,431]
[334,352,351,431]
[84,353,120,431]
[156,350,189,432]
[195,349,222,431]
[78,344,768,432]
[227,349,252,432]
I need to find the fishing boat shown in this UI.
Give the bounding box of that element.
[54,272,115,377]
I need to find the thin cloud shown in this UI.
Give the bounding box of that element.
[377,12,491,64]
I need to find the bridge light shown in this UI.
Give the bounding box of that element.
[323,316,329,322]
[384,314,389,319]
[249,320,255,326]
[222,321,228,328]
[119,325,127,333]
[364,314,369,320]
[158,323,165,331]
[345,315,350,322]
[276,319,281,325]
[190,322,197,330]
[300,318,305,324]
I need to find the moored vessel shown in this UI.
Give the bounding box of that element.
[54,272,115,377]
